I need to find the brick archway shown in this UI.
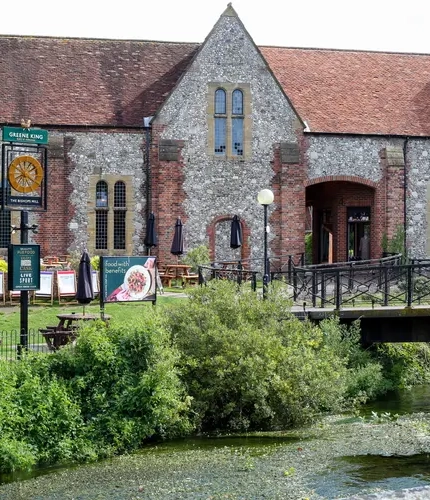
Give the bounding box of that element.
[306,177,378,263]
[305,175,378,189]
[207,215,250,262]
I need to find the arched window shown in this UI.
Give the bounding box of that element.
[113,181,126,250]
[210,85,247,158]
[95,181,108,249]
[232,89,244,156]
[96,180,108,208]
[214,88,227,155]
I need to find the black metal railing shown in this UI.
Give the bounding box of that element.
[0,328,52,361]
[197,253,430,309]
[287,257,430,308]
[199,261,258,291]
[198,253,306,291]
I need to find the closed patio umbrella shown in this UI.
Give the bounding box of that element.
[230,215,242,249]
[144,212,157,254]
[75,250,94,316]
[171,218,184,258]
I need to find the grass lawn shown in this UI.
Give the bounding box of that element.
[0,290,186,333]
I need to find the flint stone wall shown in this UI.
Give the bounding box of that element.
[153,13,299,263]
[64,131,145,254]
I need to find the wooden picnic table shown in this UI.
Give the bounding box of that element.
[160,264,198,287]
[56,313,111,329]
[40,313,111,351]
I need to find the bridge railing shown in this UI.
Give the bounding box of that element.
[198,261,258,291]
[286,258,430,308]
[198,253,305,291]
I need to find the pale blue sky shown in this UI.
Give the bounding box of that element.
[3,0,429,54]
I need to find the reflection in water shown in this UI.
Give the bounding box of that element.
[140,434,299,453]
[362,384,430,416]
[314,454,430,498]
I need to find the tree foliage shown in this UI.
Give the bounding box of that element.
[164,280,385,432]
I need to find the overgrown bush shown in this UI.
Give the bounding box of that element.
[375,342,430,389]
[0,357,85,472]
[164,280,385,432]
[0,312,192,473]
[182,245,210,272]
[48,313,192,451]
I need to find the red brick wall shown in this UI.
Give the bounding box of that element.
[150,125,186,266]
[272,134,307,268]
[33,137,74,257]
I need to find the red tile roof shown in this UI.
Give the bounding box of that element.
[0,36,198,127]
[1,35,430,136]
[261,46,430,136]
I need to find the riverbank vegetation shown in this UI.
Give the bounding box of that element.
[0,280,429,474]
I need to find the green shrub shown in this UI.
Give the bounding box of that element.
[0,259,7,272]
[0,438,36,472]
[388,225,405,254]
[375,342,430,389]
[182,245,210,272]
[48,314,192,452]
[90,255,100,270]
[0,311,192,473]
[164,280,379,432]
[0,357,86,468]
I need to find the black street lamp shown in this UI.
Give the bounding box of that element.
[257,188,274,299]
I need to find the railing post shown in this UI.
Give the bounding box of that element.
[378,260,383,289]
[293,268,298,302]
[407,265,413,306]
[348,262,353,291]
[335,270,341,310]
[300,252,305,266]
[383,266,389,306]
[321,272,326,308]
[237,260,243,286]
[288,255,293,284]
[252,272,257,292]
[312,270,317,307]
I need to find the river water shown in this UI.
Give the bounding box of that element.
[1,386,430,499]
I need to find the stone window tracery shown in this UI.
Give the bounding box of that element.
[208,83,250,159]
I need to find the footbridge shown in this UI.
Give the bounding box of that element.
[199,255,430,343]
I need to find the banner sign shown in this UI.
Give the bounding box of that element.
[1,145,48,211]
[3,126,48,145]
[100,256,156,303]
[8,244,40,290]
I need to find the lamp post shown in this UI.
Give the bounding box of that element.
[257,188,274,299]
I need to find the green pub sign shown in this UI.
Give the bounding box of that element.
[2,126,48,145]
[8,244,40,291]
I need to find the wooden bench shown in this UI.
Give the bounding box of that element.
[182,274,199,287]
[160,273,175,288]
[39,327,78,351]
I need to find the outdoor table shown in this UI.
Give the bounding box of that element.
[40,313,111,351]
[162,264,198,287]
[56,313,111,329]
